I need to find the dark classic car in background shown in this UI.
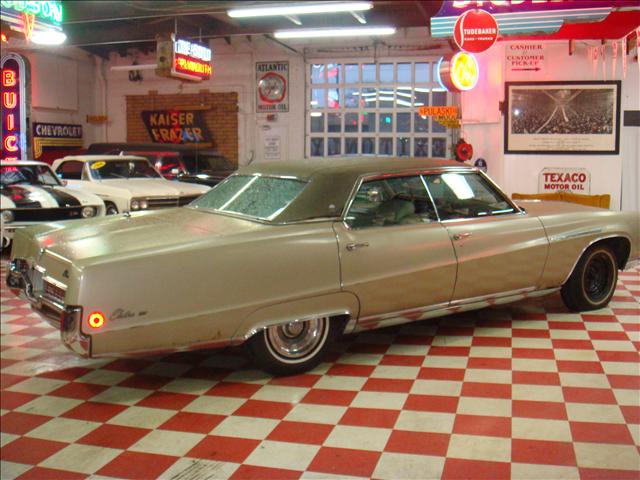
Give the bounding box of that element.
[7,157,639,375]
[1,161,105,249]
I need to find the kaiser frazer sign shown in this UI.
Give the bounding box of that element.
[539,168,590,194]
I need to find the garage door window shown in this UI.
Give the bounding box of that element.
[307,61,453,158]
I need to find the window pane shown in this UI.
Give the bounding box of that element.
[328,112,342,133]
[310,112,324,133]
[328,88,341,108]
[361,113,376,132]
[379,113,393,132]
[380,63,393,83]
[310,138,324,157]
[379,137,393,155]
[361,87,377,108]
[432,117,447,133]
[397,112,411,132]
[397,137,410,156]
[311,89,325,108]
[414,89,429,107]
[344,88,359,108]
[416,63,429,83]
[328,138,341,156]
[414,137,429,156]
[397,63,411,83]
[345,113,358,132]
[362,63,376,82]
[414,113,429,133]
[345,138,358,154]
[396,87,413,108]
[433,91,447,106]
[432,138,447,157]
[311,64,324,84]
[379,88,394,108]
[345,63,359,83]
[327,63,341,84]
[361,138,375,154]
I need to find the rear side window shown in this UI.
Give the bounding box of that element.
[423,172,515,220]
[57,161,84,180]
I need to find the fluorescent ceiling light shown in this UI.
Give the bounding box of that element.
[274,26,395,39]
[229,2,372,18]
[30,29,66,45]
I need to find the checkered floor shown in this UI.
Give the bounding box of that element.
[1,259,638,480]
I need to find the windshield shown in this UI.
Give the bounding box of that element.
[88,160,162,180]
[1,164,61,187]
[181,154,229,173]
[190,175,307,221]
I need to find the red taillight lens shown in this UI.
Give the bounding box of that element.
[88,312,105,329]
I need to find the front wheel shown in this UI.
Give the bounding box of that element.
[105,203,118,215]
[246,316,339,376]
[561,245,618,311]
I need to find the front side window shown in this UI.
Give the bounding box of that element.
[57,161,84,180]
[1,164,61,187]
[345,175,437,228]
[88,160,162,180]
[424,172,515,220]
[190,175,307,221]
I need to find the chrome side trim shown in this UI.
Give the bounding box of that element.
[560,234,632,285]
[42,249,72,265]
[549,228,603,243]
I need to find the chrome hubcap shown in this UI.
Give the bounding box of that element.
[266,317,327,360]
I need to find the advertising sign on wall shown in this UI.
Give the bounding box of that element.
[32,123,83,159]
[141,110,213,145]
[256,62,289,113]
[453,9,498,53]
[539,168,591,194]
[1,53,29,161]
[506,43,545,73]
[156,35,212,82]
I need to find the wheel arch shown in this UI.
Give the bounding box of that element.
[563,234,631,285]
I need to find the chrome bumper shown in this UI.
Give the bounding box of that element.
[6,260,91,357]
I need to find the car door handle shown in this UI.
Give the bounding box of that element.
[452,232,472,241]
[346,242,370,251]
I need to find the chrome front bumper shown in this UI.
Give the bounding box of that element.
[6,259,91,357]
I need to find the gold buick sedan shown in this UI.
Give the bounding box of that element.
[7,158,639,375]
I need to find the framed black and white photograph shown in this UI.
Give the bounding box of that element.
[504,81,621,154]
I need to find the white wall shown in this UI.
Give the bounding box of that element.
[462,41,639,211]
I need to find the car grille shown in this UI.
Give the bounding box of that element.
[178,195,199,206]
[43,279,66,304]
[13,207,84,222]
[146,197,179,209]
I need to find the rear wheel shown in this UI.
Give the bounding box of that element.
[561,245,618,311]
[246,316,340,376]
[105,202,118,215]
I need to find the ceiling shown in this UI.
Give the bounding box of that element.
[55,1,444,58]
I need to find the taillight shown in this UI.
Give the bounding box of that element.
[88,312,106,329]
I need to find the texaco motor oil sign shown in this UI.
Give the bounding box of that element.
[256,62,289,113]
[539,168,591,194]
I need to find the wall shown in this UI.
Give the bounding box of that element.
[462,40,639,211]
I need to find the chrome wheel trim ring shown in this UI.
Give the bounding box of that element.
[265,317,329,364]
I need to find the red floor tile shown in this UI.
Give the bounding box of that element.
[562,387,617,405]
[472,337,511,347]
[588,331,630,341]
[362,378,413,393]
[385,430,450,456]
[49,382,110,400]
[418,367,466,381]
[230,465,301,480]
[136,391,198,410]
[326,363,375,377]
[556,360,604,374]
[511,439,576,466]
[552,339,594,350]
[0,437,67,465]
[16,467,87,480]
[467,357,512,370]
[61,401,128,422]
[1,373,27,389]
[159,411,226,434]
[205,382,263,398]
[461,382,511,399]
[308,446,381,478]
[186,435,260,463]
[570,421,635,445]
[0,391,37,410]
[404,394,459,413]
[78,424,151,449]
[339,407,400,429]
[267,420,333,445]
[512,328,550,339]
[233,399,294,419]
[607,374,640,389]
[379,354,423,366]
[548,321,586,330]
[0,411,52,435]
[427,346,471,357]
[512,371,561,386]
[581,314,618,323]
[596,351,639,362]
[620,405,640,424]
[579,467,640,480]
[442,458,510,480]
[302,389,358,407]
[453,414,511,437]
[269,374,321,388]
[118,374,172,390]
[612,308,640,316]
[97,451,178,479]
[37,367,92,381]
[512,347,555,359]
[512,400,567,420]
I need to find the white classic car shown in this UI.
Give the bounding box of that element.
[52,155,210,215]
[1,161,105,249]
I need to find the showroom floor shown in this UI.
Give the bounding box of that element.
[1,260,638,480]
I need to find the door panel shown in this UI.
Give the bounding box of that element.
[334,221,457,318]
[445,215,548,301]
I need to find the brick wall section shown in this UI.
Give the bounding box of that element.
[126,90,239,168]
